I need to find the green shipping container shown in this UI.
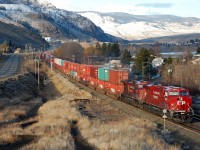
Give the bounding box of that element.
[61,60,65,66]
[70,70,77,77]
[98,68,109,81]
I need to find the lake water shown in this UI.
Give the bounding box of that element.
[160,51,196,57]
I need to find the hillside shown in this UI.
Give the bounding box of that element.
[132,33,200,44]
[0,0,122,43]
[79,12,200,41]
[0,21,48,48]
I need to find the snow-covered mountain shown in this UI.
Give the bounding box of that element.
[0,0,55,8]
[0,0,117,43]
[79,12,200,41]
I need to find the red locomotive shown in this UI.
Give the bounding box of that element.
[122,81,193,121]
[41,51,193,122]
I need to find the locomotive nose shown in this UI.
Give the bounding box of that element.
[177,97,183,101]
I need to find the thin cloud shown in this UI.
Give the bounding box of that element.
[137,3,173,8]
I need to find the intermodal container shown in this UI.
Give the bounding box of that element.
[70,70,77,77]
[108,83,124,94]
[61,60,65,66]
[80,64,87,75]
[64,61,68,68]
[54,58,62,66]
[89,77,98,86]
[54,63,63,72]
[109,69,129,84]
[81,75,89,82]
[76,63,81,73]
[69,62,78,71]
[64,61,70,74]
[87,66,98,79]
[76,72,82,81]
[98,68,109,81]
[97,79,109,89]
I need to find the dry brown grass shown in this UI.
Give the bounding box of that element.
[21,96,77,150]
[46,71,92,98]
[0,125,24,145]
[78,118,180,150]
[0,98,42,123]
[19,69,93,149]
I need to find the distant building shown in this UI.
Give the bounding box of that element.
[152,57,164,68]
[14,48,21,53]
[44,37,51,42]
[72,39,79,42]
[109,59,121,65]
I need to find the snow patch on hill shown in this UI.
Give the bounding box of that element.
[0,1,113,42]
[0,4,33,12]
[79,12,200,40]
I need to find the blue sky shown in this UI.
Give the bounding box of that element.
[47,0,200,17]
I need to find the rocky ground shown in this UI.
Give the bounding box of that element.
[0,63,196,150]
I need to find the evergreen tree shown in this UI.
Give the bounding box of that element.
[134,48,152,75]
[101,42,107,56]
[110,42,120,57]
[190,39,194,44]
[95,42,101,56]
[121,49,132,65]
[105,42,112,56]
[197,46,200,54]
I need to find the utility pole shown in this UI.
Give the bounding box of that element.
[142,62,144,80]
[142,61,151,80]
[162,109,167,134]
[34,48,36,77]
[38,49,40,91]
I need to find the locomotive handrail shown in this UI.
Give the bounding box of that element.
[188,104,194,115]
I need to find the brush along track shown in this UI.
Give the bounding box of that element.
[54,69,200,147]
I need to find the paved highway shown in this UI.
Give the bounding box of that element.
[0,54,22,79]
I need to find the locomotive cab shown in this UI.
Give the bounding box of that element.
[165,87,193,121]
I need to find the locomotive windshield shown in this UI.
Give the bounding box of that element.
[168,91,189,96]
[180,91,189,96]
[168,91,179,96]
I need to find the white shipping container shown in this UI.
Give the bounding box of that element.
[74,71,78,77]
[54,58,62,66]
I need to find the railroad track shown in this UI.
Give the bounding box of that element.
[193,114,200,121]
[50,66,200,146]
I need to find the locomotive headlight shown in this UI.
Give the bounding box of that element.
[180,97,183,101]
[171,103,174,106]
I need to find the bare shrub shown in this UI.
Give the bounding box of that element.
[0,106,27,122]
[0,126,23,145]
[54,42,84,63]
[22,98,76,150]
[78,118,180,150]
[172,64,200,93]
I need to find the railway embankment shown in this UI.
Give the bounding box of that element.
[0,66,199,149]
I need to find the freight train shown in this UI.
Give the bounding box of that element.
[41,51,194,122]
